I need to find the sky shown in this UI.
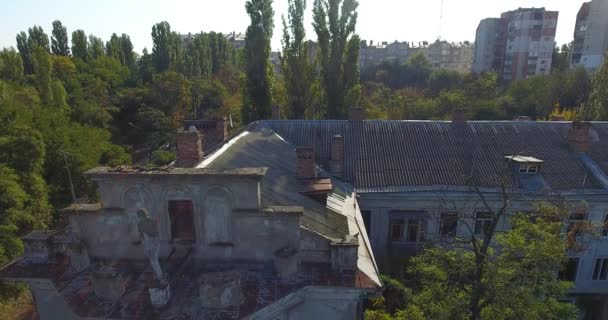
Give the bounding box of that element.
[0,0,589,53]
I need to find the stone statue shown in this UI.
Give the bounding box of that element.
[136,208,165,284]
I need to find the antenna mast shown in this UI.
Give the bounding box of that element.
[438,0,445,40]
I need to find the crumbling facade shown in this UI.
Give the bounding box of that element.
[0,127,380,319]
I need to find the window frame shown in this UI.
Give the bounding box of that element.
[389,210,427,243]
[474,212,494,236]
[168,199,196,242]
[439,212,458,238]
[558,258,580,282]
[592,257,608,281]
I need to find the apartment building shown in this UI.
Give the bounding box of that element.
[576,0,608,71]
[426,40,475,73]
[473,8,558,80]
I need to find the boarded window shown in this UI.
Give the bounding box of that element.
[440,212,458,237]
[168,200,195,241]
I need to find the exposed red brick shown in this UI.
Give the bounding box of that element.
[176,131,203,167]
[296,147,315,179]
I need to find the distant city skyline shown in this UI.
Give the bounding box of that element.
[0,0,588,53]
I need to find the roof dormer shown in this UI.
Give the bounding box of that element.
[505,155,548,191]
[504,155,544,175]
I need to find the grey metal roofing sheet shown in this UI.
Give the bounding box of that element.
[259,120,608,191]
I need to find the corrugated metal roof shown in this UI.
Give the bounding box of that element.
[260,120,608,191]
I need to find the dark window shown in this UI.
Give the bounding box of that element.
[558,258,579,282]
[440,212,458,237]
[390,211,426,243]
[602,215,608,237]
[361,210,371,235]
[168,200,195,241]
[390,219,404,241]
[475,212,493,236]
[592,258,608,280]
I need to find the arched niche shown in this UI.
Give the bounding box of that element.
[203,187,234,245]
[162,185,197,242]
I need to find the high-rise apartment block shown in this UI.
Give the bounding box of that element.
[472,8,558,81]
[572,0,608,71]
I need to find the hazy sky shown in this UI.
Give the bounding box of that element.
[0,0,588,53]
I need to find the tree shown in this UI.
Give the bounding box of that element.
[281,0,314,119]
[27,26,50,53]
[51,20,70,56]
[406,203,579,320]
[580,52,608,120]
[16,31,32,74]
[552,43,571,73]
[88,35,105,60]
[151,21,173,72]
[313,0,359,118]
[429,69,463,96]
[0,48,24,82]
[71,30,89,61]
[32,46,53,106]
[242,0,275,123]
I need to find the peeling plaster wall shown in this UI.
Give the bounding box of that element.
[75,175,302,263]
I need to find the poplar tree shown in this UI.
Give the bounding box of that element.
[281,0,314,119]
[313,0,360,119]
[242,0,275,123]
[51,20,70,56]
[71,30,89,61]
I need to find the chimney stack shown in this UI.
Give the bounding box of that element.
[272,105,280,120]
[330,135,344,177]
[296,147,315,179]
[349,107,364,122]
[452,108,466,124]
[568,121,593,153]
[176,126,203,167]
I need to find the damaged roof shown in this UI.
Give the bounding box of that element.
[258,120,608,191]
[198,125,350,241]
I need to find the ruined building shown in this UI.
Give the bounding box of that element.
[0,121,381,319]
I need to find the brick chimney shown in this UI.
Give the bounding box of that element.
[272,105,280,120]
[176,127,203,167]
[349,107,364,122]
[452,108,466,124]
[296,147,315,179]
[568,121,593,153]
[330,135,344,177]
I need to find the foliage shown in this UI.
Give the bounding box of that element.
[313,0,360,119]
[151,150,176,166]
[370,204,580,320]
[51,20,70,56]
[242,0,275,123]
[580,52,608,120]
[281,0,314,119]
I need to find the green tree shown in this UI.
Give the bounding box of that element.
[313,0,359,118]
[51,20,70,56]
[552,43,571,73]
[88,35,105,60]
[242,0,275,123]
[407,204,579,320]
[281,0,314,119]
[71,30,90,61]
[16,31,32,74]
[151,21,174,72]
[0,48,24,82]
[27,26,50,53]
[429,69,463,96]
[580,52,608,120]
[32,46,53,106]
